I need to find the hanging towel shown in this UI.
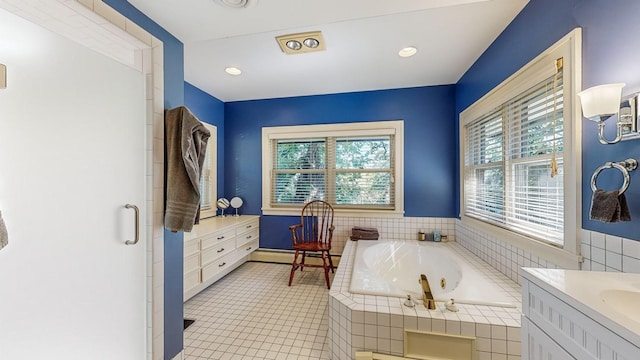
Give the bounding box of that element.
[0,211,8,251]
[589,189,631,223]
[164,106,211,232]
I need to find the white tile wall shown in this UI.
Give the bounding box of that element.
[580,229,640,273]
[0,1,165,359]
[331,216,456,255]
[455,220,561,285]
[456,219,640,281]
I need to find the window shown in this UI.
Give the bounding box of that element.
[262,121,404,217]
[199,122,217,219]
[465,70,564,244]
[460,29,581,264]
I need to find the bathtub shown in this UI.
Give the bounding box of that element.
[350,239,515,307]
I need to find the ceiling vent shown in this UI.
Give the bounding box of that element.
[212,0,258,9]
[276,31,326,55]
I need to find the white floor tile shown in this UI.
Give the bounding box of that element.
[184,262,332,360]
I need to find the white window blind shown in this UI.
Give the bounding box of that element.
[199,122,217,218]
[271,135,395,209]
[464,68,564,245]
[199,146,213,210]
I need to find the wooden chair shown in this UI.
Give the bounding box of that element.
[288,200,335,289]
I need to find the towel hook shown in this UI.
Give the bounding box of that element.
[590,158,637,193]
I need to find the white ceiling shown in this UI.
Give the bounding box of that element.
[128,0,529,102]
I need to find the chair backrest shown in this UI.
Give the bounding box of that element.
[299,200,334,246]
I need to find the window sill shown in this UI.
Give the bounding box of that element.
[262,207,404,218]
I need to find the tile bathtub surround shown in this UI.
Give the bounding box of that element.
[456,220,640,283]
[455,220,561,285]
[329,240,522,360]
[331,216,456,255]
[183,262,332,360]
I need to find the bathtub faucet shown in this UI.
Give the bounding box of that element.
[419,274,436,310]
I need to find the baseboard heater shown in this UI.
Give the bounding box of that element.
[355,352,412,360]
[249,248,340,267]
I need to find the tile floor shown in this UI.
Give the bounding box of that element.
[184,262,333,360]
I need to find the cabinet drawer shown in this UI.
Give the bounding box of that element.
[201,238,235,265]
[236,228,259,247]
[184,269,200,293]
[237,218,259,235]
[184,252,200,273]
[202,251,236,282]
[184,238,199,256]
[201,228,236,249]
[237,238,258,258]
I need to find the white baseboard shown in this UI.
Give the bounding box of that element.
[249,249,341,267]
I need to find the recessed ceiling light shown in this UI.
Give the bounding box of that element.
[285,40,302,51]
[225,67,242,76]
[398,46,418,58]
[303,38,320,49]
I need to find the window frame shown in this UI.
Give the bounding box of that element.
[459,29,582,268]
[262,120,404,217]
[199,122,217,219]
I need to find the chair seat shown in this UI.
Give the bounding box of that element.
[292,242,331,252]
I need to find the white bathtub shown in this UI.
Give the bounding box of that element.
[349,240,515,307]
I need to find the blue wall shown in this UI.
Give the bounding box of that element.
[224,86,457,249]
[102,1,185,358]
[456,0,640,240]
[185,82,225,197]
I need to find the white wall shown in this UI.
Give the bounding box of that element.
[0,8,147,358]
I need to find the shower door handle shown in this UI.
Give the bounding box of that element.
[125,204,140,245]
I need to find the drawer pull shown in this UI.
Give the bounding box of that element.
[246,225,252,229]
[246,235,252,239]
[218,262,226,268]
[217,236,225,240]
[245,246,252,251]
[217,248,224,253]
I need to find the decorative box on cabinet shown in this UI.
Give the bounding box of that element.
[183,215,259,301]
[522,268,640,360]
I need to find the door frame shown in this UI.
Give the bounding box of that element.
[0,1,166,358]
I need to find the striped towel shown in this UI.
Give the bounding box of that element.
[164,106,211,232]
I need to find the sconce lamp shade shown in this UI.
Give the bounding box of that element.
[577,83,625,121]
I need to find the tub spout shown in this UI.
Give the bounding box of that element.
[419,274,436,310]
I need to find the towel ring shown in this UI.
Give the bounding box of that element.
[590,158,637,193]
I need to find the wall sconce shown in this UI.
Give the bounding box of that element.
[577,83,640,144]
[0,64,6,89]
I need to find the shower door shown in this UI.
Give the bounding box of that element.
[0,8,147,359]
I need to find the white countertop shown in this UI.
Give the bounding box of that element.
[184,215,259,240]
[522,268,640,347]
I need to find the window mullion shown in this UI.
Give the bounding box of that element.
[502,106,510,225]
[326,137,336,204]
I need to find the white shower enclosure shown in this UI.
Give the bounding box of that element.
[0,8,147,359]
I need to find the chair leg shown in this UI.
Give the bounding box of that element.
[300,251,306,271]
[321,251,331,289]
[327,252,335,273]
[288,250,299,286]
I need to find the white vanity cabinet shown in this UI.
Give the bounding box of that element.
[183,215,259,301]
[521,268,640,360]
